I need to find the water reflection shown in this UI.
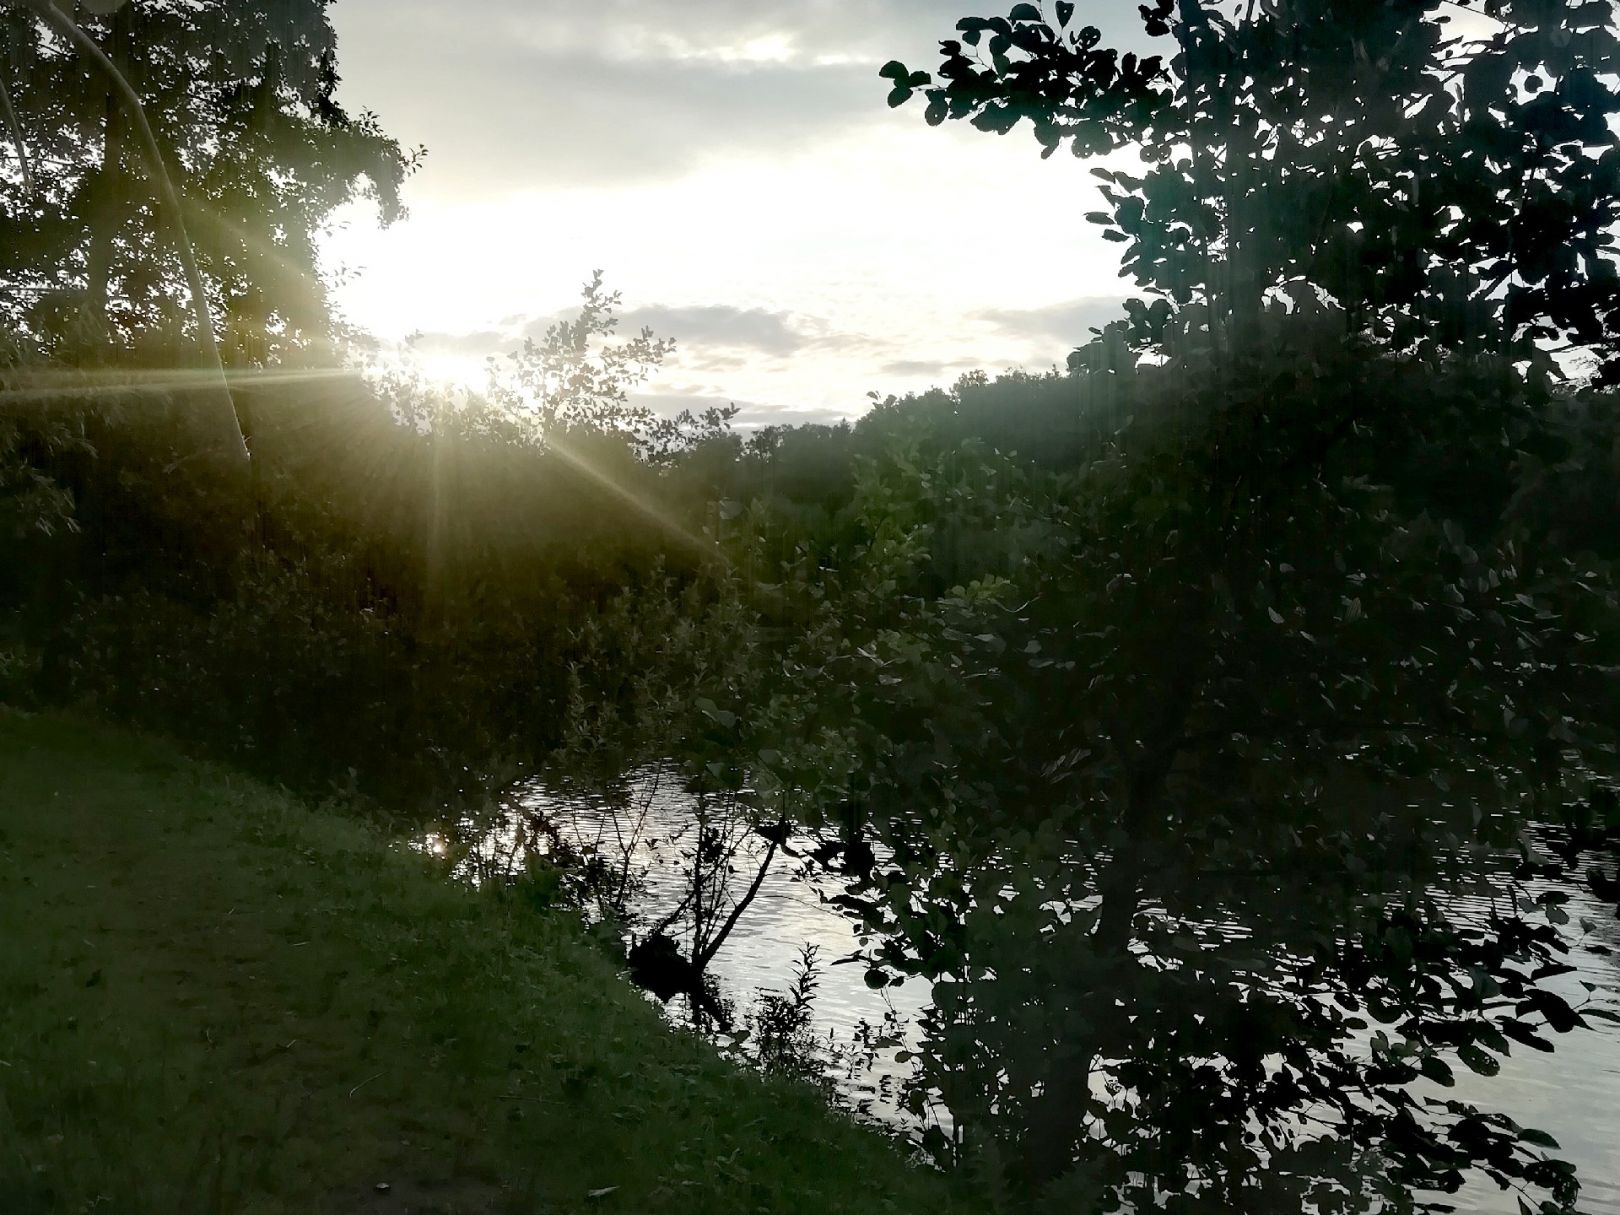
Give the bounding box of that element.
[418,769,1620,1212]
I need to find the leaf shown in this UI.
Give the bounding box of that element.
[1420,1054,1455,1087]
[1457,1044,1500,1077]
[989,33,1013,75]
[1009,2,1042,20]
[1518,1128,1561,1151]
[878,60,909,82]
[1500,1019,1555,1052]
[700,703,736,730]
[587,1186,620,1200]
[1520,988,1583,1033]
[1267,607,1284,624]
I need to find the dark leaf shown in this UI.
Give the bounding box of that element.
[1500,1020,1556,1052]
[1519,1127,1561,1151]
[1420,1055,1456,1087]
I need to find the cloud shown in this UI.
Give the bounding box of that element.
[630,389,748,416]
[616,305,811,356]
[879,357,980,378]
[332,0,1160,192]
[731,405,854,430]
[630,390,852,430]
[974,296,1132,347]
[412,303,851,368]
[407,328,510,359]
[343,0,952,73]
[332,15,894,190]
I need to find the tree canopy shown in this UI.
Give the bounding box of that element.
[883,0,1620,380]
[0,0,417,362]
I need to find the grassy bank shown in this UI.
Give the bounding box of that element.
[0,710,964,1215]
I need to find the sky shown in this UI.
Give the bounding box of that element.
[317,0,1146,429]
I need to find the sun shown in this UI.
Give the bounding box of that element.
[411,349,497,391]
[362,344,499,396]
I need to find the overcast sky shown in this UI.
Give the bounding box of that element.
[319,1,1145,427]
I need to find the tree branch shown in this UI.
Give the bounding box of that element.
[0,71,33,194]
[697,835,778,970]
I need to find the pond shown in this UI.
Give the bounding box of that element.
[420,768,1620,1212]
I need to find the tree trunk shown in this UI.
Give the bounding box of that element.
[1014,869,1141,1195]
[1014,586,1214,1194]
[1011,774,1158,1194]
[82,4,133,346]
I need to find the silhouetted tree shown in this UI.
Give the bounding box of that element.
[0,0,416,361]
[885,0,1620,379]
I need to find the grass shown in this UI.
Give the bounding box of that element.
[0,709,967,1214]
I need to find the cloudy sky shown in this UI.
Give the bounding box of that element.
[319,1,1146,427]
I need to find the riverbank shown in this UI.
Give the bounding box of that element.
[0,710,966,1214]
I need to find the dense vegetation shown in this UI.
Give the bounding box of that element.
[4,1,1620,1213]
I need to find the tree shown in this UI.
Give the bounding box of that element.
[0,0,416,362]
[725,324,1620,1213]
[668,5,1620,1206]
[882,1,1620,380]
[486,271,738,466]
[7,0,255,463]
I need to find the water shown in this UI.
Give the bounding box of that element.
[421,768,933,1118]
[420,769,1620,1211]
[1433,881,1620,1213]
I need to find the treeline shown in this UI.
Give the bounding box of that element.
[5,307,1617,809]
[0,333,732,809]
[0,285,1194,812]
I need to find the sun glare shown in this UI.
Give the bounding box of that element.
[363,345,495,395]
[413,350,494,391]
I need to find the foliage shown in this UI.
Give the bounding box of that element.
[856,11,1620,1201]
[0,0,417,360]
[0,406,79,543]
[696,316,1620,1211]
[0,329,80,541]
[491,271,739,464]
[744,944,835,1088]
[884,0,1620,378]
[4,2,1619,1211]
[0,282,741,810]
